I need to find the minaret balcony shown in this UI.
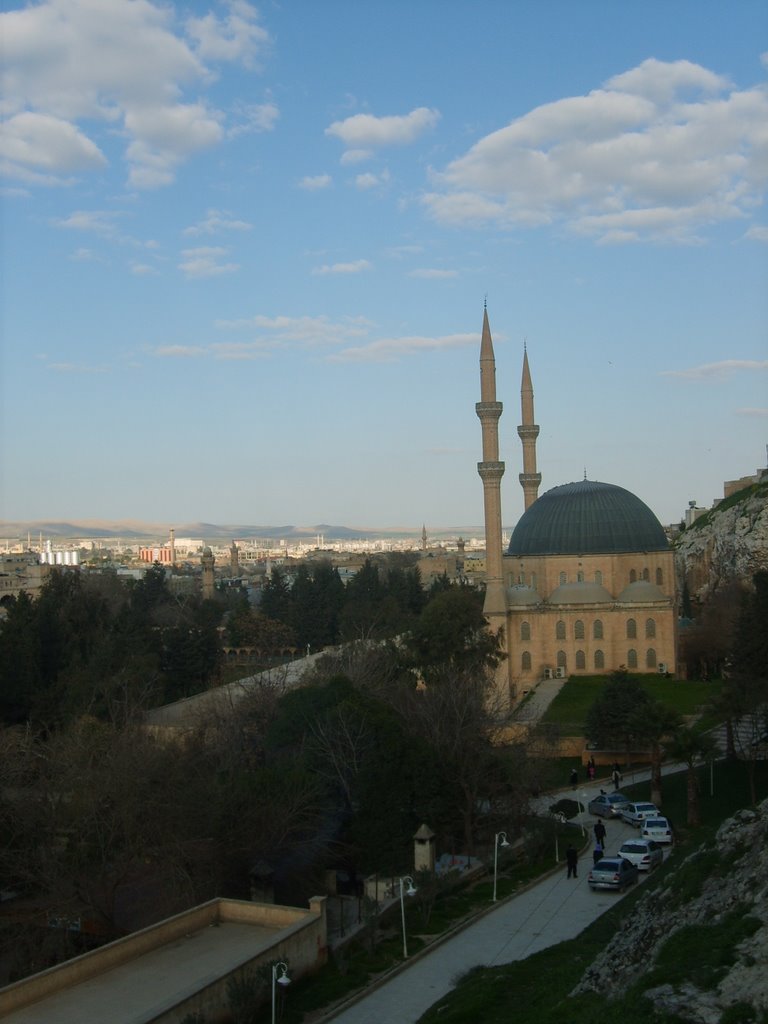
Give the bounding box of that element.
[476,401,503,422]
[478,461,505,483]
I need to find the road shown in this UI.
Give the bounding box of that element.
[321,778,667,1023]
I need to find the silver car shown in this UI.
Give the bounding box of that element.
[587,792,631,818]
[587,856,639,891]
[617,838,664,871]
[620,801,659,827]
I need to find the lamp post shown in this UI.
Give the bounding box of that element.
[492,831,510,902]
[399,875,417,958]
[271,961,290,1024]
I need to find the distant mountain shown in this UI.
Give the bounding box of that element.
[0,519,484,542]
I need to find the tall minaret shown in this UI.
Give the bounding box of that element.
[169,527,176,567]
[517,345,541,510]
[476,306,506,616]
[201,546,216,600]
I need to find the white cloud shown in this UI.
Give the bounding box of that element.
[354,169,390,190]
[179,246,239,278]
[130,262,157,275]
[228,100,279,137]
[186,1,269,68]
[298,174,332,190]
[661,359,768,380]
[737,407,768,417]
[0,0,269,187]
[54,210,120,234]
[0,112,106,180]
[215,314,372,347]
[69,247,107,263]
[330,333,476,363]
[311,259,372,276]
[422,58,768,243]
[745,225,768,242]
[326,107,440,150]
[409,268,458,279]
[340,148,373,165]
[183,208,252,235]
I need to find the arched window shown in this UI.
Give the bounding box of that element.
[629,569,637,583]
[594,650,605,670]
[530,572,537,590]
[522,651,532,670]
[557,650,567,669]
[594,570,603,585]
[642,568,650,581]
[656,568,663,586]
[593,619,604,640]
[521,621,531,641]
[576,650,586,670]
[559,571,567,585]
[575,619,585,640]
[646,618,656,639]
[577,571,584,582]
[646,649,657,669]
[556,620,566,640]
[627,618,637,639]
[628,649,638,668]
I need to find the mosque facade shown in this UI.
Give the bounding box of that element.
[476,309,678,700]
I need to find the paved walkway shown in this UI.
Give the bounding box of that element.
[321,777,666,1023]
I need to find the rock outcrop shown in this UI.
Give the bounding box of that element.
[573,798,768,1022]
[675,482,768,603]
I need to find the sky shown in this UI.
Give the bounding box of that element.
[1,0,767,532]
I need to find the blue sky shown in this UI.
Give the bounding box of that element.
[2,0,767,531]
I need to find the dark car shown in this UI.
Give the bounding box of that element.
[587,856,639,891]
[587,792,631,818]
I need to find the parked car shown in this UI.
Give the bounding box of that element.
[642,817,674,844]
[587,792,631,818]
[588,856,639,891]
[617,838,664,871]
[621,801,659,827]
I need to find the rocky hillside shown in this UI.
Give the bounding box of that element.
[675,481,768,603]
[574,798,768,1022]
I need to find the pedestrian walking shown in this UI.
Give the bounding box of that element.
[569,767,578,789]
[611,767,621,790]
[593,820,606,847]
[592,843,604,865]
[587,762,595,782]
[566,844,578,878]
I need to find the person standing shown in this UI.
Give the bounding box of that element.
[566,844,578,878]
[570,767,578,789]
[611,767,621,790]
[593,819,607,848]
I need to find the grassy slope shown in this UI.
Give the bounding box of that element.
[540,676,720,735]
[417,759,768,1024]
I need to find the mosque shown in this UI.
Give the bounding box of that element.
[476,308,678,701]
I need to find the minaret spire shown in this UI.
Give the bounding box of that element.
[476,306,506,616]
[517,345,541,510]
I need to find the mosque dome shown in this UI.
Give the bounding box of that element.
[506,585,540,606]
[548,581,613,604]
[617,580,667,603]
[508,480,669,556]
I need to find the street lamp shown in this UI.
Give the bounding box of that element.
[492,831,510,902]
[271,961,290,1024]
[399,875,417,958]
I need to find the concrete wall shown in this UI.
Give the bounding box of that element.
[0,897,327,1022]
